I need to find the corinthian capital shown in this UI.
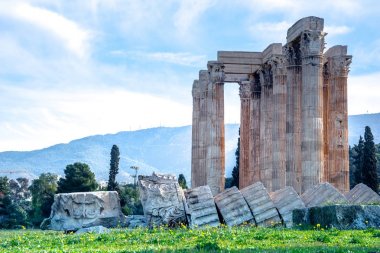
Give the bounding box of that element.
[268,55,286,75]
[327,55,352,77]
[259,63,273,87]
[300,30,326,57]
[284,43,301,66]
[207,61,225,83]
[239,81,252,99]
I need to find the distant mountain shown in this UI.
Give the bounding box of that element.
[0,113,378,183]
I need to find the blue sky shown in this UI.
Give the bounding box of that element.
[1,0,380,151]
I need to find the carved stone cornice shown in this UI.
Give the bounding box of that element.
[284,43,301,66]
[192,80,200,99]
[326,55,352,77]
[207,61,225,83]
[239,81,252,100]
[267,55,286,76]
[259,64,273,87]
[300,30,326,57]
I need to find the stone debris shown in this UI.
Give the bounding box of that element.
[293,205,380,229]
[214,186,253,226]
[125,215,148,228]
[75,225,110,234]
[241,182,281,226]
[41,191,126,231]
[270,186,305,227]
[345,183,380,204]
[185,185,220,228]
[301,182,347,208]
[138,173,187,227]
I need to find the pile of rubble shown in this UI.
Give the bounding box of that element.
[42,173,380,231]
[139,173,380,229]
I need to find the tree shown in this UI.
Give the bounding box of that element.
[178,174,188,189]
[107,145,120,191]
[0,176,29,228]
[29,173,58,225]
[57,162,98,193]
[117,184,143,215]
[351,136,364,187]
[231,128,240,188]
[362,126,379,193]
[0,176,10,216]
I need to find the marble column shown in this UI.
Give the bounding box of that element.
[239,81,253,188]
[259,64,273,191]
[285,43,302,194]
[300,30,326,193]
[270,55,287,191]
[191,71,209,188]
[322,63,329,182]
[250,73,262,184]
[206,61,225,195]
[325,46,352,193]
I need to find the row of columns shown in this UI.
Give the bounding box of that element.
[191,23,351,195]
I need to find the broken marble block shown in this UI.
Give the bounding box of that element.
[241,182,281,226]
[345,183,380,204]
[185,185,220,228]
[214,186,253,226]
[301,182,347,208]
[293,205,380,229]
[41,191,126,231]
[138,173,187,227]
[270,186,305,227]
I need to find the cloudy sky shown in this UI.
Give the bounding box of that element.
[1,0,380,152]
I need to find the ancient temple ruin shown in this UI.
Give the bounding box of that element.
[191,16,352,195]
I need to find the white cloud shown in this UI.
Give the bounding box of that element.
[0,1,91,58]
[173,0,215,38]
[0,85,192,151]
[248,21,290,44]
[324,25,351,36]
[111,50,206,67]
[348,72,380,115]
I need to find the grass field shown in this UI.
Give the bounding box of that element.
[0,226,379,253]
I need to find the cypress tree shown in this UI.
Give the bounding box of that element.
[352,136,364,186]
[231,128,240,188]
[178,174,188,189]
[107,145,120,191]
[362,126,379,193]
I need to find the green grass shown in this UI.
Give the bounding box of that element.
[0,226,379,252]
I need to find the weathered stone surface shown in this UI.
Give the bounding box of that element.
[346,183,380,204]
[138,173,187,227]
[41,191,126,231]
[185,185,220,228]
[125,215,148,228]
[294,205,380,229]
[214,186,253,226]
[192,16,350,196]
[301,182,347,208]
[270,186,305,227]
[241,182,281,226]
[75,225,110,234]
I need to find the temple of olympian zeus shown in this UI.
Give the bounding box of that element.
[191,16,352,196]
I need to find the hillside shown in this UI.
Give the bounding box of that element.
[0,113,378,183]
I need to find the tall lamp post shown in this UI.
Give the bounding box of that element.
[130,166,139,187]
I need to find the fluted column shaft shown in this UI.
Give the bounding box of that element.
[239,81,253,188]
[205,62,225,195]
[271,56,287,191]
[300,30,326,193]
[285,44,302,194]
[326,53,352,193]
